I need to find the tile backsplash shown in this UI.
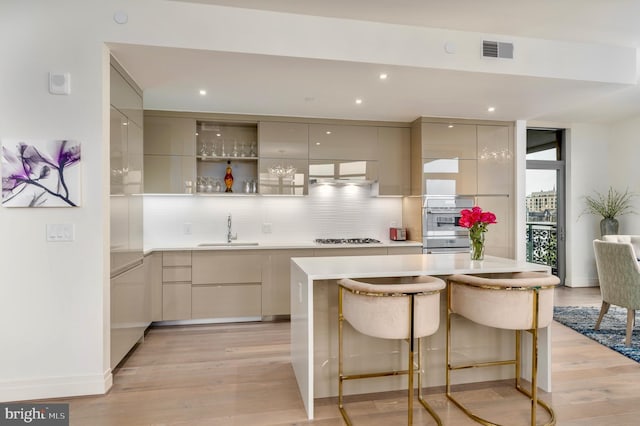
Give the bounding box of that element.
[143,185,403,248]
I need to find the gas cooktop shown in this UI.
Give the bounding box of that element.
[314,238,381,244]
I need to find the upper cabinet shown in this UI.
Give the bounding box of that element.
[196,121,258,194]
[308,124,378,160]
[258,122,309,195]
[110,107,127,196]
[143,114,197,193]
[259,122,308,159]
[142,113,411,196]
[144,115,196,156]
[421,123,476,159]
[110,61,143,277]
[110,66,143,128]
[477,125,513,195]
[377,127,410,196]
[411,118,513,197]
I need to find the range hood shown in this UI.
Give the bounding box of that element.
[309,177,376,185]
[308,160,377,185]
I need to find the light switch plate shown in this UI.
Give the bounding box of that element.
[183,223,192,235]
[262,223,272,233]
[46,224,74,242]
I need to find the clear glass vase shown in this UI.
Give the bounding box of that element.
[470,231,486,261]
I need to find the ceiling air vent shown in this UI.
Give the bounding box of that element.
[482,40,514,59]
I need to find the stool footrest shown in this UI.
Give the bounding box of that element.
[340,369,409,381]
[446,388,556,426]
[449,359,516,370]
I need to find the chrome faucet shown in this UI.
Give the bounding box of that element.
[226,214,237,243]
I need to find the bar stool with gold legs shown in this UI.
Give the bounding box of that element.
[337,276,446,425]
[446,271,560,426]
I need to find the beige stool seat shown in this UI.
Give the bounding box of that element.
[338,275,446,425]
[446,271,560,426]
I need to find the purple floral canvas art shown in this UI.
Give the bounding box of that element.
[2,139,81,207]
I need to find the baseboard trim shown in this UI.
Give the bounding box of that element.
[0,370,112,403]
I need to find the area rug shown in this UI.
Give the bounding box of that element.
[553,305,640,363]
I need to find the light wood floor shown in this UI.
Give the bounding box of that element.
[39,286,640,425]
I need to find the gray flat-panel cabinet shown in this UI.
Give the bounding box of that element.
[421,123,477,159]
[259,121,309,158]
[477,125,513,195]
[144,115,196,193]
[309,124,378,160]
[377,127,410,195]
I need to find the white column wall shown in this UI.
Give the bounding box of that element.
[609,115,640,235]
[0,1,114,400]
[565,123,612,287]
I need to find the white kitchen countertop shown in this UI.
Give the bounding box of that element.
[144,240,422,253]
[291,252,547,280]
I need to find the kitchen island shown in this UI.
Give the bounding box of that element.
[290,253,552,419]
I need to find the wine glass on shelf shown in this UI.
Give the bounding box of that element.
[197,176,206,193]
[214,178,222,192]
[232,140,239,157]
[199,142,208,158]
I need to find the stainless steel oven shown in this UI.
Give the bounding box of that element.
[422,196,474,253]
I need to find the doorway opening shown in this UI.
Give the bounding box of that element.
[526,128,566,284]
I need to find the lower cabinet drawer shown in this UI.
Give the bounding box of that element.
[191,284,261,319]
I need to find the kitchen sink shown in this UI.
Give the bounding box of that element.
[198,242,259,247]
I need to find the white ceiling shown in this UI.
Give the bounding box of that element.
[112,0,640,124]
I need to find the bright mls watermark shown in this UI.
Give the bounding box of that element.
[0,404,68,425]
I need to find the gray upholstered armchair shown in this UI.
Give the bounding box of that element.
[593,239,640,346]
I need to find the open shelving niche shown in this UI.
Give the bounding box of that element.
[195,121,258,194]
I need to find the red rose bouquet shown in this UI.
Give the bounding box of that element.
[459,206,497,260]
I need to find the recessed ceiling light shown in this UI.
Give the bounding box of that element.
[379,73,388,80]
[199,89,207,96]
[355,98,363,105]
[216,133,221,137]
[448,124,454,128]
[315,142,321,146]
[325,131,332,135]
[195,132,199,136]
[487,106,496,112]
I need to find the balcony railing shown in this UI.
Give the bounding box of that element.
[526,222,557,274]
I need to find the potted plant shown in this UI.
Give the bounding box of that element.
[582,187,637,236]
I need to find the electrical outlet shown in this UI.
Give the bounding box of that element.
[183,223,192,235]
[262,223,272,233]
[390,221,398,227]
